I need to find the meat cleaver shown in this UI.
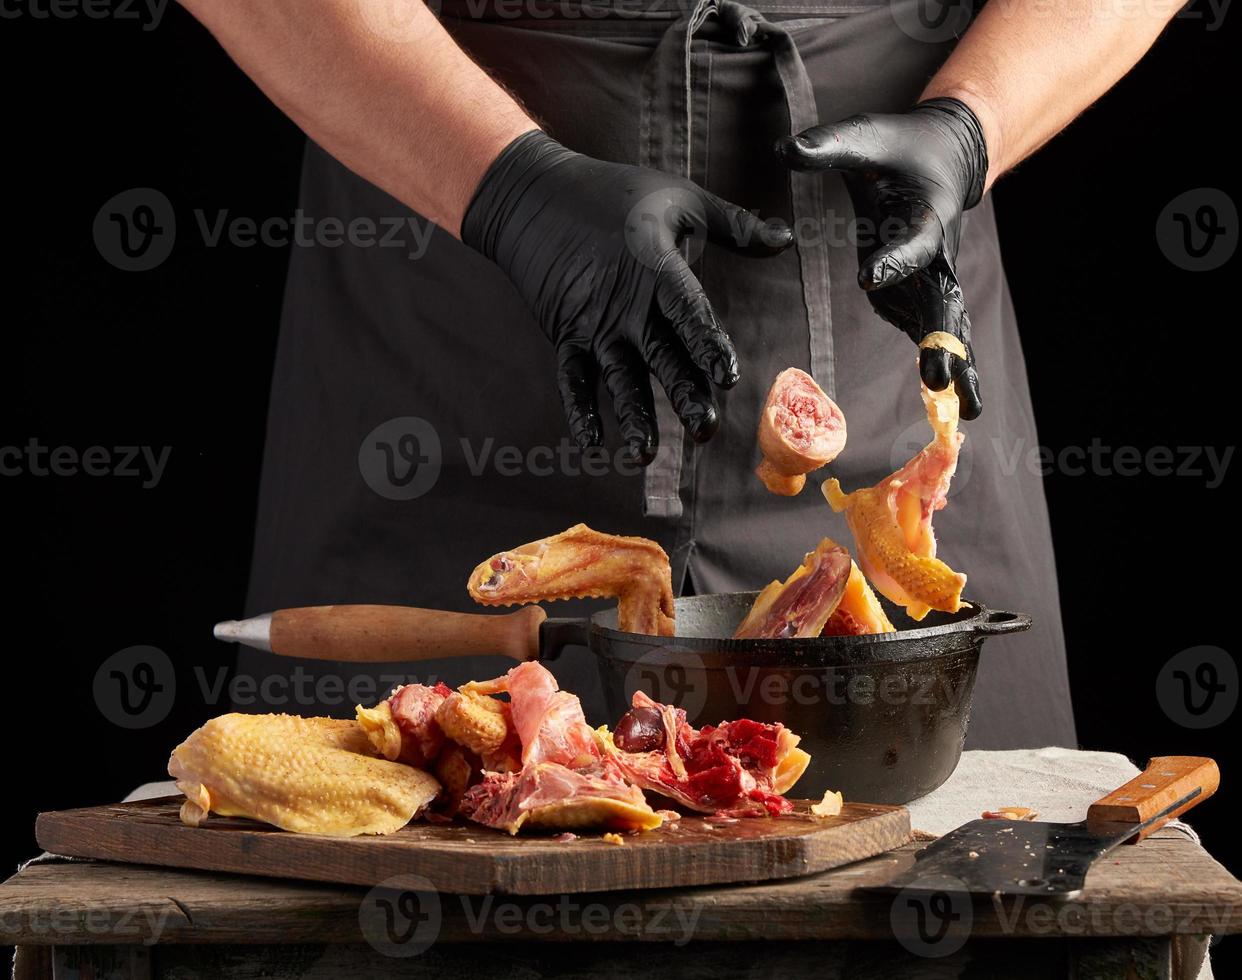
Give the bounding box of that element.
[869,756,1219,899]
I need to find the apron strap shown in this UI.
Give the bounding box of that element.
[639,0,835,519]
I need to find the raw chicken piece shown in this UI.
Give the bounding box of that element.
[733,539,852,639]
[433,743,484,817]
[822,561,896,636]
[437,687,522,772]
[823,385,967,620]
[601,693,810,816]
[355,682,451,768]
[459,762,663,835]
[467,524,675,636]
[169,714,439,836]
[459,661,599,769]
[755,368,847,496]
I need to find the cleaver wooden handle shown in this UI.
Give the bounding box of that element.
[270,605,547,664]
[1087,756,1219,843]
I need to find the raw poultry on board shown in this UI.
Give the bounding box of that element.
[169,661,811,837]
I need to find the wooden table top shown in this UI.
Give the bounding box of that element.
[2,829,1239,947]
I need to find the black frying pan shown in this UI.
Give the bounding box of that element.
[216,594,1030,803]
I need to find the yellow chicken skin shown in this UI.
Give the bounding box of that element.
[823,385,967,621]
[169,714,440,837]
[822,561,897,636]
[467,523,675,636]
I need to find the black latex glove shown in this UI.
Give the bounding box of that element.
[775,98,988,419]
[463,130,793,464]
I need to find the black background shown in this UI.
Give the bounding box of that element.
[2,1,1237,971]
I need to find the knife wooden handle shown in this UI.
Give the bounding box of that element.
[269,605,546,663]
[1087,756,1219,843]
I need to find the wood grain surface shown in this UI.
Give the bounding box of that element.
[1088,756,1220,841]
[34,796,910,895]
[2,831,1238,947]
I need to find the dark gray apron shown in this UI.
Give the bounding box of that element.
[241,0,1077,750]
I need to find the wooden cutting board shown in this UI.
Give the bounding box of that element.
[37,797,910,895]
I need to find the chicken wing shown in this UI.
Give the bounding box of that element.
[467,523,675,636]
[823,385,967,620]
[169,714,439,837]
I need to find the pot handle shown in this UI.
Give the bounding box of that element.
[973,608,1033,636]
[539,617,592,661]
[215,605,548,663]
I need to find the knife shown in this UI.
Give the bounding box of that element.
[869,756,1219,899]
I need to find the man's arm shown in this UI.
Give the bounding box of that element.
[177,0,535,236]
[779,0,1183,413]
[175,0,792,461]
[923,0,1183,189]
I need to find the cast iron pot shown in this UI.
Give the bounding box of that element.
[217,594,1030,804]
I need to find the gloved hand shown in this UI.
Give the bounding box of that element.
[463,130,792,464]
[775,98,988,419]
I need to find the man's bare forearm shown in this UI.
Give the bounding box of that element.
[177,0,536,236]
[923,0,1182,190]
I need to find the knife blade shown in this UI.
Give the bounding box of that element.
[868,756,1219,899]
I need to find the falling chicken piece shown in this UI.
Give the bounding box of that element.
[467,523,675,636]
[755,368,847,496]
[734,539,853,639]
[822,561,896,636]
[822,385,967,620]
[169,714,440,837]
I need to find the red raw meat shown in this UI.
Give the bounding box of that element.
[385,682,451,768]
[603,692,804,816]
